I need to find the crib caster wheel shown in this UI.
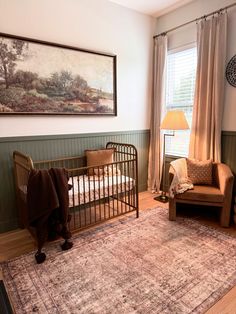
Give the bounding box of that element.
[35,252,46,264]
[61,240,73,251]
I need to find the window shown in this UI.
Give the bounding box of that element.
[164,45,197,157]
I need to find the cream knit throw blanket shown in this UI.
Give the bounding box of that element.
[169,158,193,198]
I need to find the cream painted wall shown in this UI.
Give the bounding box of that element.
[0,0,155,137]
[155,0,236,131]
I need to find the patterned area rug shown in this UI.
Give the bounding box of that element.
[1,207,236,314]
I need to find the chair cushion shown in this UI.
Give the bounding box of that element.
[186,158,213,185]
[175,185,224,203]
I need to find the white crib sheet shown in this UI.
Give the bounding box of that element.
[68,175,134,207]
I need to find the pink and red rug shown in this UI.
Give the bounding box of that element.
[1,207,236,313]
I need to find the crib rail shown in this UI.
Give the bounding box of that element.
[68,158,138,231]
[13,142,139,233]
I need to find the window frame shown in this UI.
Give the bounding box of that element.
[164,42,197,158]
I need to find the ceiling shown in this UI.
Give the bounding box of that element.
[108,0,195,17]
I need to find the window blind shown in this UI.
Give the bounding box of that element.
[165,46,197,157]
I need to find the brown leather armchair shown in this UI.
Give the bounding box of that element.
[169,162,234,227]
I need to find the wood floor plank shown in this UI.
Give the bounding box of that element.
[205,286,236,314]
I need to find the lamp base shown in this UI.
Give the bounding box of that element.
[154,192,169,203]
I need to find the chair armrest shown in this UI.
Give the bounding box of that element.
[216,163,234,195]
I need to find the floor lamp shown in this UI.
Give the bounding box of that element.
[154,110,189,203]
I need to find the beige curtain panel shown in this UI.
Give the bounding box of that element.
[189,12,227,162]
[148,35,167,192]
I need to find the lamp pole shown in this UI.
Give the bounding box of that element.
[153,110,189,203]
[154,132,174,203]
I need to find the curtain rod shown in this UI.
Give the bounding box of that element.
[153,2,236,39]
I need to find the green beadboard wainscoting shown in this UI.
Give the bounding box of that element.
[0,130,150,233]
[222,131,236,196]
[222,131,236,176]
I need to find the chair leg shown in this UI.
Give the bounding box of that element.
[220,205,230,227]
[169,198,176,221]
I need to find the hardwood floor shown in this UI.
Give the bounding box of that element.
[1,191,236,313]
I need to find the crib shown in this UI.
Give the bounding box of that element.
[13,142,139,234]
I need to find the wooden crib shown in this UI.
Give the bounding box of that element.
[13,142,139,234]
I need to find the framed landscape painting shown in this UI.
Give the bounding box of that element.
[0,33,117,115]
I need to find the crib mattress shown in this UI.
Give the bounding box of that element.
[19,174,135,208]
[68,175,135,207]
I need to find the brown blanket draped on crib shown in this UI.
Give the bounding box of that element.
[27,168,73,264]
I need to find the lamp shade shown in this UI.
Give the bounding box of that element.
[160,110,189,130]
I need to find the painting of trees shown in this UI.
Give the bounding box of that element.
[0,38,28,89]
[0,34,116,115]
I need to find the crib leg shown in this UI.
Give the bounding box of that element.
[136,209,139,218]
